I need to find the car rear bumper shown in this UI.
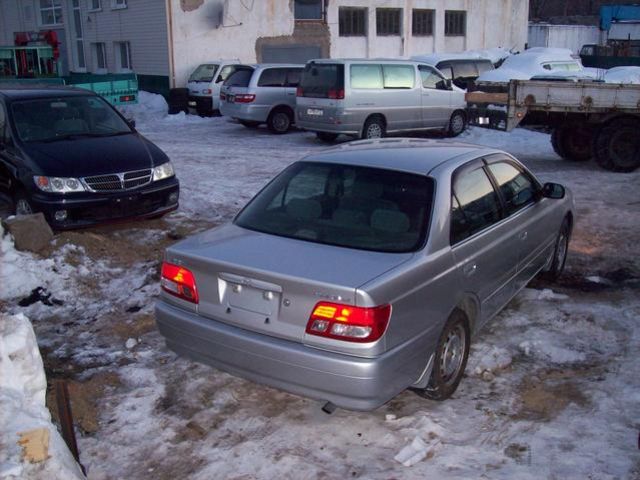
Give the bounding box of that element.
[155,300,421,411]
[31,177,180,229]
[220,102,270,122]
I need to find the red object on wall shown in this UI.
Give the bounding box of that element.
[14,30,60,60]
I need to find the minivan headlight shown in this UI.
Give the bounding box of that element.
[153,162,175,181]
[34,176,86,193]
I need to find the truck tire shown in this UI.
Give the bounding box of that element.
[593,118,640,172]
[551,123,593,162]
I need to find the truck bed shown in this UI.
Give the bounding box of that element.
[466,80,640,131]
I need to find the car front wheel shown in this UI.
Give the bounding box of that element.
[541,217,570,281]
[413,310,470,401]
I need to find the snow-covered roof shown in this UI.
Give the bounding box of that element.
[477,48,583,82]
[411,47,511,65]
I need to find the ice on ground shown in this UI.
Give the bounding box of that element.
[470,345,513,376]
[395,436,434,467]
[0,313,85,479]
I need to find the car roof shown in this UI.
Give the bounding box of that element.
[302,138,503,175]
[254,64,305,69]
[307,58,425,64]
[0,86,95,101]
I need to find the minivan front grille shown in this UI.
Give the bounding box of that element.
[83,168,152,192]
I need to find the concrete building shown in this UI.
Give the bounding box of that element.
[0,0,529,94]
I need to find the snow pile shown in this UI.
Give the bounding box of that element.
[477,48,583,83]
[412,47,511,65]
[604,66,640,84]
[0,313,85,479]
[118,91,168,124]
[470,345,513,377]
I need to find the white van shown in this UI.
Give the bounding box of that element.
[186,60,241,115]
[296,59,467,141]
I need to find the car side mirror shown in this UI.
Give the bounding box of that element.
[542,182,565,199]
[436,79,452,91]
[126,118,136,129]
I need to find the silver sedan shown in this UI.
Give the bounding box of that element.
[156,138,574,411]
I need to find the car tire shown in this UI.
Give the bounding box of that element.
[240,120,260,129]
[316,132,339,142]
[14,190,34,216]
[362,116,385,139]
[168,88,189,115]
[267,109,292,134]
[413,310,470,401]
[447,110,467,137]
[592,118,640,172]
[541,217,571,281]
[551,123,593,162]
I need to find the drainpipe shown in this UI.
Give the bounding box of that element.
[166,0,176,88]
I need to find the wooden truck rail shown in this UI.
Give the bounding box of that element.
[465,80,640,172]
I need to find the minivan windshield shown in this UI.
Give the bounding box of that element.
[235,161,434,253]
[189,64,219,82]
[298,63,345,98]
[11,96,132,143]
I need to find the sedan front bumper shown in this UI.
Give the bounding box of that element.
[155,299,422,411]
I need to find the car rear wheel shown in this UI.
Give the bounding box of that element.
[447,111,467,137]
[316,132,339,142]
[413,310,470,401]
[362,116,385,139]
[267,109,292,134]
[541,217,570,281]
[551,123,593,161]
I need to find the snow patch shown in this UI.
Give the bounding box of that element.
[0,313,85,479]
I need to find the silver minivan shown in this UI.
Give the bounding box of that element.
[296,59,467,141]
[220,64,304,134]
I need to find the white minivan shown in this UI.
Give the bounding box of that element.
[296,59,467,142]
[186,60,241,115]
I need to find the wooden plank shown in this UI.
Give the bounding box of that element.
[465,91,509,104]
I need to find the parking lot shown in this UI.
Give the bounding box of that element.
[2,101,639,479]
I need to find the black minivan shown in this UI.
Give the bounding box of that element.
[0,87,179,229]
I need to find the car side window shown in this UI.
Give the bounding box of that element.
[451,166,502,244]
[0,103,6,143]
[487,161,537,215]
[258,68,287,87]
[452,61,478,79]
[285,68,302,87]
[418,65,445,89]
[350,64,384,89]
[216,65,236,83]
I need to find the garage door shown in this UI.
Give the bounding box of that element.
[261,45,322,64]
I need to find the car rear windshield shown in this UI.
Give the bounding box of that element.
[223,67,255,87]
[298,63,345,98]
[11,96,132,143]
[189,64,219,82]
[235,161,434,253]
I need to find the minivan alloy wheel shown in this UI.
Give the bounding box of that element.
[15,198,33,216]
[269,111,291,134]
[448,112,466,137]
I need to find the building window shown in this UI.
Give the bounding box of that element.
[445,10,466,36]
[111,0,127,10]
[89,0,102,11]
[39,0,63,26]
[339,8,367,37]
[115,42,132,71]
[412,9,434,36]
[93,43,107,71]
[294,0,323,20]
[376,8,401,36]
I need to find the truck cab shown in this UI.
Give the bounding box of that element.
[186,60,241,116]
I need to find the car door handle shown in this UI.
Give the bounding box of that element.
[519,231,528,241]
[463,263,477,277]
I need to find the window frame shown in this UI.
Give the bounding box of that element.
[39,0,64,27]
[412,9,434,37]
[445,10,466,37]
[339,7,367,37]
[111,0,127,10]
[88,0,102,12]
[376,8,402,36]
[93,42,107,72]
[294,0,325,21]
[483,155,542,215]
[115,41,132,72]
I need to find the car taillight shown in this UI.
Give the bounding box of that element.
[328,88,344,100]
[119,94,135,102]
[305,302,391,342]
[296,87,304,97]
[161,262,199,304]
[234,94,256,103]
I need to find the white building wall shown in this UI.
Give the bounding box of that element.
[169,0,529,87]
[528,24,601,54]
